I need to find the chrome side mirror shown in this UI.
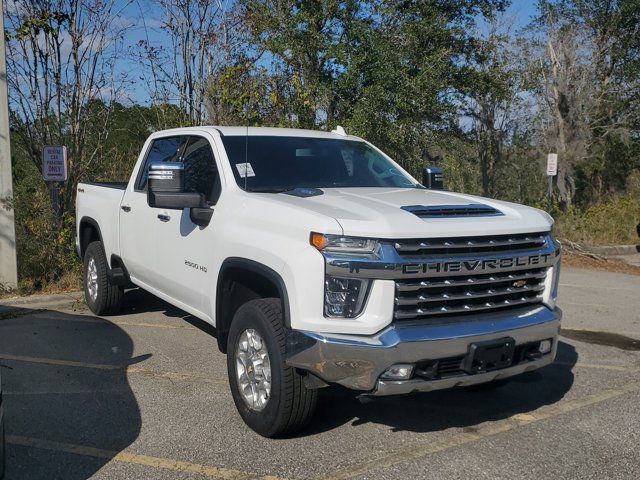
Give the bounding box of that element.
[422,166,444,190]
[147,162,203,209]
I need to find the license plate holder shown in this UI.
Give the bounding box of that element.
[462,337,516,374]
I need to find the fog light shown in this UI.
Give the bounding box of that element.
[324,276,370,318]
[381,364,414,380]
[538,339,553,354]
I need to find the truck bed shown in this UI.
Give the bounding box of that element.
[76,182,128,262]
[84,182,127,190]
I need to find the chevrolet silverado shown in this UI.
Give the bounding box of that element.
[76,126,562,437]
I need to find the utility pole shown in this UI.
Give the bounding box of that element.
[0,2,19,290]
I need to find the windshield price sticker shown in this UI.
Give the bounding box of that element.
[236,162,256,178]
[43,145,68,181]
[546,153,558,176]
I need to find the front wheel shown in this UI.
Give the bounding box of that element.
[227,298,317,437]
[83,241,123,316]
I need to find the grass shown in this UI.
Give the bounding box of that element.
[554,196,640,246]
[0,270,82,299]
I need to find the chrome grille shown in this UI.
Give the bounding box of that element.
[394,232,548,257]
[394,267,547,321]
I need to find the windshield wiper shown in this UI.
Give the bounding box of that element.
[247,186,296,193]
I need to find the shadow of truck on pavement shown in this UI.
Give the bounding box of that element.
[0,305,143,480]
[306,341,577,435]
[116,289,578,440]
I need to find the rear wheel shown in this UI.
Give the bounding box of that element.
[83,241,123,316]
[227,298,317,437]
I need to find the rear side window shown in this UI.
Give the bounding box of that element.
[137,136,187,190]
[182,136,221,204]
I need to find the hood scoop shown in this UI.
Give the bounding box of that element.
[401,203,503,218]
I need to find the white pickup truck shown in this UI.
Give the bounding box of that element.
[76,126,561,437]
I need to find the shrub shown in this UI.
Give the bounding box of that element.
[554,196,640,246]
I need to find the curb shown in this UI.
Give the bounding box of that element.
[0,291,84,311]
[584,245,640,256]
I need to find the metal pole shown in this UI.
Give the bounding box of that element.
[547,175,553,212]
[0,2,19,289]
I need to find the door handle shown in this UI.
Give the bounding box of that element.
[121,205,131,212]
[157,213,170,222]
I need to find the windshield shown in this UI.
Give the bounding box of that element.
[220,136,418,191]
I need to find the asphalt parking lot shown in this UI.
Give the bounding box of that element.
[1,266,639,480]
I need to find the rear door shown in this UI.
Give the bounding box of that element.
[154,134,222,314]
[120,136,187,289]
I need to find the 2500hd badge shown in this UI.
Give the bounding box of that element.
[185,260,207,273]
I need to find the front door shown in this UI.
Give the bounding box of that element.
[154,134,222,316]
[120,135,187,290]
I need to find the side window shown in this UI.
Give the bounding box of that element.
[182,136,221,204]
[137,136,187,190]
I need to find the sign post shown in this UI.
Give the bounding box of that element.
[42,146,68,228]
[546,153,558,212]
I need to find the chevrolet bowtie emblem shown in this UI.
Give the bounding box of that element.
[512,279,527,288]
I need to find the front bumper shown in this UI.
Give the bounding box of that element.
[286,305,561,395]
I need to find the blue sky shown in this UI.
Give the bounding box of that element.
[506,0,540,27]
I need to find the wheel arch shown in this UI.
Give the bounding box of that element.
[78,217,104,259]
[215,257,290,353]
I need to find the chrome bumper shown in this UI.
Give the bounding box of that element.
[286,306,561,395]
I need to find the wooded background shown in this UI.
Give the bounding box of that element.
[3,0,640,291]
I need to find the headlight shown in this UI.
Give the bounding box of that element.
[310,233,379,255]
[324,276,370,318]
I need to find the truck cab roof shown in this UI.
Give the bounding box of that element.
[149,126,362,141]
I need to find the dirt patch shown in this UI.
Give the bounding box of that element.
[0,272,82,300]
[563,251,640,276]
[561,329,640,351]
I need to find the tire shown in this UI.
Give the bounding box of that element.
[83,241,123,316]
[226,298,318,437]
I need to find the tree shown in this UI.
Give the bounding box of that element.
[463,18,531,198]
[206,62,294,126]
[4,0,132,279]
[136,0,238,125]
[235,0,508,177]
[527,0,640,208]
[237,0,366,129]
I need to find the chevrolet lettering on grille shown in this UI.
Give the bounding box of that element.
[402,253,555,275]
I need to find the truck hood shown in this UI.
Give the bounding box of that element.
[266,187,552,238]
